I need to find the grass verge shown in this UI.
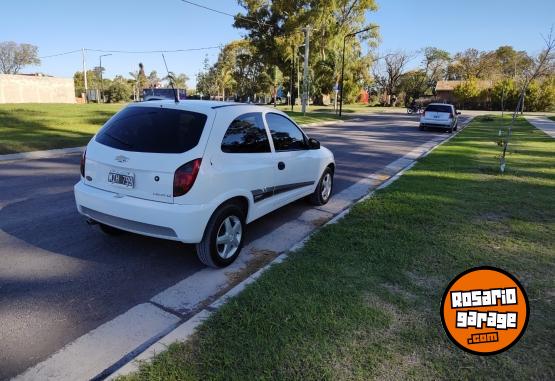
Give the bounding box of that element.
[0,103,123,154]
[0,103,348,155]
[548,116,555,122]
[120,116,554,380]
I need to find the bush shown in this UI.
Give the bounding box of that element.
[106,80,132,103]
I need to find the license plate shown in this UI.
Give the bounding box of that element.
[108,171,135,188]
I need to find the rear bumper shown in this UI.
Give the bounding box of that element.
[74,181,212,243]
[420,119,453,128]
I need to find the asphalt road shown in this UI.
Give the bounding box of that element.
[0,113,468,379]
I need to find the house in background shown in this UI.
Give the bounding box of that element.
[435,80,493,103]
[0,73,75,103]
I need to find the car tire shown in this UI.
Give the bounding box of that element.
[308,167,334,206]
[99,223,124,236]
[419,125,425,131]
[196,202,245,268]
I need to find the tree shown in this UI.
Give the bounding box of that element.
[176,74,189,89]
[374,51,411,105]
[453,77,481,108]
[233,0,379,104]
[500,27,555,172]
[0,41,40,74]
[147,70,160,88]
[73,70,101,96]
[137,63,148,90]
[422,47,450,92]
[162,72,189,90]
[399,69,428,104]
[106,75,132,103]
[448,48,497,80]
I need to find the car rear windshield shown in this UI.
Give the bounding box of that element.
[96,106,207,153]
[425,105,453,114]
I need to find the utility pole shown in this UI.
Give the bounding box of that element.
[290,43,294,112]
[82,48,88,103]
[99,54,112,103]
[302,26,310,115]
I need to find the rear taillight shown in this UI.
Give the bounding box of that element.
[173,158,202,197]
[80,149,86,177]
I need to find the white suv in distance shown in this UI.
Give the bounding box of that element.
[74,100,335,267]
[419,103,460,132]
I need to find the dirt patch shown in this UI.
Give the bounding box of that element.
[311,215,331,227]
[225,249,279,286]
[475,211,509,222]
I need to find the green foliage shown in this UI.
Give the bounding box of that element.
[106,76,132,103]
[453,77,481,107]
[491,78,519,111]
[524,76,555,112]
[233,0,378,104]
[399,69,428,104]
[73,70,102,96]
[0,41,40,74]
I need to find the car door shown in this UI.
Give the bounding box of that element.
[210,112,276,222]
[264,112,321,208]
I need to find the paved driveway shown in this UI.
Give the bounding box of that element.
[0,113,470,380]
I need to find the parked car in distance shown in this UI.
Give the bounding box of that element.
[74,100,335,267]
[419,103,460,132]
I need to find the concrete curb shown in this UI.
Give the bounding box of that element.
[106,117,474,380]
[0,146,85,162]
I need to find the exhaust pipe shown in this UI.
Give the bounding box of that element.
[86,218,98,225]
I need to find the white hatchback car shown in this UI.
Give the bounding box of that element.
[74,100,335,267]
[419,103,460,132]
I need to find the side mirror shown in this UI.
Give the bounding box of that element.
[308,137,320,149]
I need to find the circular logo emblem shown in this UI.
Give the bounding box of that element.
[440,266,529,355]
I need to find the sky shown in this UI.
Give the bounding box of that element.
[2,0,554,87]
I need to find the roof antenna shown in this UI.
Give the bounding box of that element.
[162,53,179,103]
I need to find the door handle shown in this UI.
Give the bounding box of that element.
[278,161,285,170]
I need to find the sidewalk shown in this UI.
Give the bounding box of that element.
[524,115,555,138]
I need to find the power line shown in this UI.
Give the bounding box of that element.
[84,46,222,54]
[39,49,81,59]
[39,46,223,59]
[178,0,274,28]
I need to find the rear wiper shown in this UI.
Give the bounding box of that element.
[104,132,133,148]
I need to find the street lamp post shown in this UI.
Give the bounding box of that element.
[339,26,377,117]
[99,54,112,103]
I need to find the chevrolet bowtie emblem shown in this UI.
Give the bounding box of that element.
[115,155,129,163]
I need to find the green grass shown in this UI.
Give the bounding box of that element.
[0,103,124,154]
[548,116,555,122]
[283,111,345,125]
[121,116,554,380]
[0,103,349,155]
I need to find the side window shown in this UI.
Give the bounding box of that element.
[221,113,271,153]
[265,113,307,151]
